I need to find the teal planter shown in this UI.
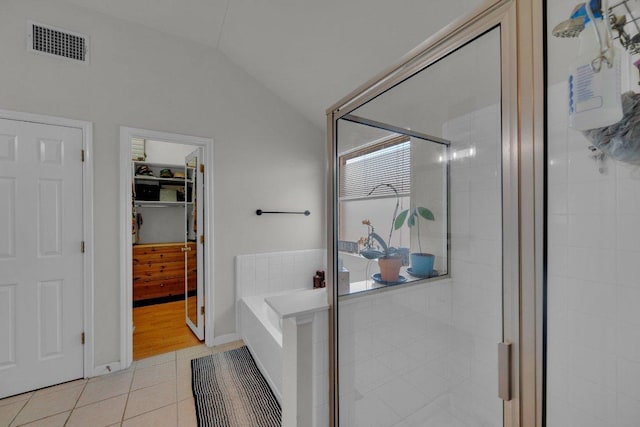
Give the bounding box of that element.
[410,253,434,276]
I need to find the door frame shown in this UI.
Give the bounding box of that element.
[119,127,215,368]
[0,108,95,378]
[325,0,544,425]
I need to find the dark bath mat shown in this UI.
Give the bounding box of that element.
[191,346,281,427]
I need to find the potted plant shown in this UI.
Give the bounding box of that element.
[358,220,385,259]
[358,184,406,283]
[394,205,435,277]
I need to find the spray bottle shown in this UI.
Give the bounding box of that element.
[569,0,623,130]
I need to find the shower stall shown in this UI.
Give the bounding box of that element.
[326,0,640,425]
[546,0,640,426]
[326,0,544,426]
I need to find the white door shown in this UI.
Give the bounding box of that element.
[185,149,204,340]
[0,118,84,398]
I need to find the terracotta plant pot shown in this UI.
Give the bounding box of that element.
[378,256,403,282]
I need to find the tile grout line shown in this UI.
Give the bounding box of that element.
[6,394,31,427]
[4,345,215,427]
[120,351,182,424]
[120,362,137,425]
[62,380,89,427]
[122,402,177,425]
[9,381,87,427]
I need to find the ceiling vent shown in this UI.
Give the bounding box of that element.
[27,21,89,63]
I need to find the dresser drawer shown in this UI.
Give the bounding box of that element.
[132,242,196,302]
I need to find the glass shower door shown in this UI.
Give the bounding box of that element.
[330,16,516,427]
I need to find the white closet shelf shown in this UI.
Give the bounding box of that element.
[134,175,193,183]
[133,160,196,169]
[135,201,194,207]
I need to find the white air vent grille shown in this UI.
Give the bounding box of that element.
[28,21,88,63]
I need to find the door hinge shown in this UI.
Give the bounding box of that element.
[200,306,205,315]
[81,332,85,345]
[199,235,204,244]
[81,241,85,253]
[81,149,85,162]
[199,164,204,173]
[498,342,512,401]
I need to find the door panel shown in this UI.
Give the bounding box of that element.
[0,118,84,398]
[37,179,63,256]
[185,148,204,340]
[0,284,16,369]
[0,178,16,258]
[38,279,63,359]
[0,134,17,161]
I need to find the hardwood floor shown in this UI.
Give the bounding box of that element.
[133,299,202,360]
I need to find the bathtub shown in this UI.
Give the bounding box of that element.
[235,250,328,424]
[238,288,330,427]
[239,290,303,404]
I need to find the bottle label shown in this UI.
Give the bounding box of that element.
[574,64,603,112]
[569,53,622,130]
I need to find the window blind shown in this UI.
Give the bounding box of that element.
[340,136,410,200]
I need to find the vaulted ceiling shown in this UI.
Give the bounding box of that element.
[63,0,484,128]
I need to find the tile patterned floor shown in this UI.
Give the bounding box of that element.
[0,341,244,427]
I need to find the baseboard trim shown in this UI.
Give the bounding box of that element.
[91,361,123,378]
[212,333,241,346]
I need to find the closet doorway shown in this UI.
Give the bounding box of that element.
[120,128,214,367]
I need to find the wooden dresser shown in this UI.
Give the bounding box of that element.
[133,242,196,304]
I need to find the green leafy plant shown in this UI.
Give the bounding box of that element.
[394,206,435,253]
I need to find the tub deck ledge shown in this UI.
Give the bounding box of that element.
[265,288,329,320]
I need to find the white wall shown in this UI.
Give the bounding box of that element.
[0,0,325,367]
[546,2,640,426]
[135,207,185,244]
[144,140,198,165]
[340,196,411,251]
[411,139,448,270]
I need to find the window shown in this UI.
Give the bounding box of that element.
[131,137,146,161]
[340,135,410,200]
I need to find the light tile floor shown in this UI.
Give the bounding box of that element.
[0,340,244,427]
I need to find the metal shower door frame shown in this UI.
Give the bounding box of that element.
[325,0,545,426]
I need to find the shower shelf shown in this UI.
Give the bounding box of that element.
[609,0,640,54]
[553,0,640,55]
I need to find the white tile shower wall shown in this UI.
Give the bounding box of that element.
[546,0,640,425]
[547,78,640,427]
[443,103,502,427]
[235,249,325,302]
[338,104,503,426]
[338,281,454,427]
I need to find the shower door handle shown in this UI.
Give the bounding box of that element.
[498,342,512,401]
